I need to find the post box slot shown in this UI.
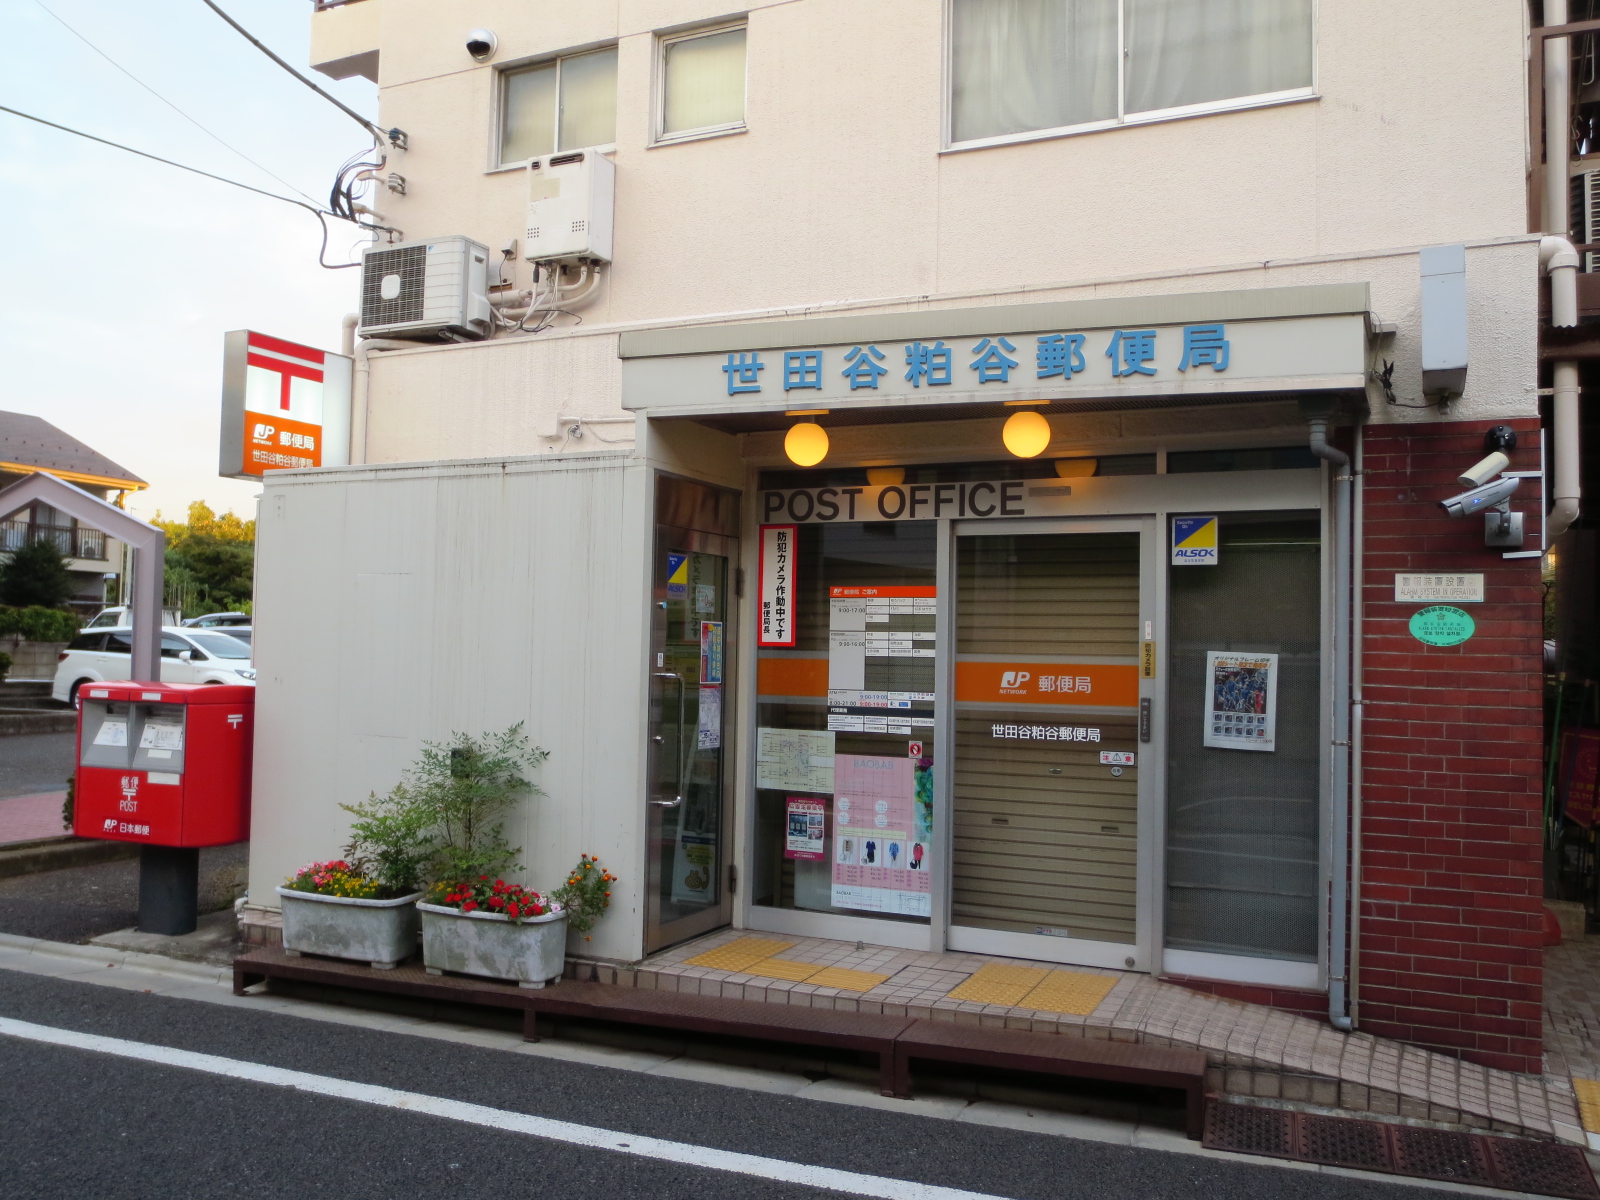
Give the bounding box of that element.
[80,701,135,769]
[130,702,187,775]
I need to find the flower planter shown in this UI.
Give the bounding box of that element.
[276,886,422,969]
[418,902,567,988]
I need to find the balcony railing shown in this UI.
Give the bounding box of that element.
[0,520,107,561]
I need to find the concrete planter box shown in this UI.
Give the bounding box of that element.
[276,886,422,969]
[418,902,567,988]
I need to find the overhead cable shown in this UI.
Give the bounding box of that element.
[196,0,403,149]
[31,0,321,205]
[0,103,387,268]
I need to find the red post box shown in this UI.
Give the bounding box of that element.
[73,682,254,847]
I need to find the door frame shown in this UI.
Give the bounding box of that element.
[644,523,739,954]
[940,515,1160,971]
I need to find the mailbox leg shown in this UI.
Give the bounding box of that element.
[138,845,200,935]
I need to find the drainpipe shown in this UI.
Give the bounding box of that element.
[351,338,412,465]
[1349,424,1366,1026]
[1545,2,1582,539]
[1310,416,1355,1032]
[340,313,358,358]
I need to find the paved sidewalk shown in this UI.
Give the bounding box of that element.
[0,792,67,846]
[566,927,1589,1148]
[1542,934,1600,1151]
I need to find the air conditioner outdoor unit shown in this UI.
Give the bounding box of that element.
[357,236,492,340]
[524,151,614,264]
[1571,169,1600,272]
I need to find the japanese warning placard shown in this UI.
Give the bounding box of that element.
[758,524,796,646]
[1203,651,1277,752]
[831,754,931,917]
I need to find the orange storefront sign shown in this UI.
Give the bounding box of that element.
[757,656,828,698]
[244,413,323,475]
[954,662,1139,708]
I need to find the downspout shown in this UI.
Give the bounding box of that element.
[1349,424,1366,1027]
[1545,0,1582,538]
[1310,416,1354,1032]
[350,338,412,465]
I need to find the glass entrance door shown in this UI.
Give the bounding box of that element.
[948,524,1148,968]
[647,530,735,951]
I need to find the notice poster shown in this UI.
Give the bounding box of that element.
[756,727,835,793]
[1561,730,1600,828]
[831,754,932,917]
[785,797,826,859]
[1203,651,1277,752]
[139,720,184,751]
[670,831,717,904]
[696,685,721,750]
[758,525,797,646]
[700,621,724,685]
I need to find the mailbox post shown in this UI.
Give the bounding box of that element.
[74,682,254,934]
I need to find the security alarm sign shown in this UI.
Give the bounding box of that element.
[219,330,351,479]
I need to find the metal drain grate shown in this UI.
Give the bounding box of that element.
[1301,1112,1390,1170]
[1203,1101,1600,1199]
[1485,1134,1600,1199]
[1390,1127,1495,1185]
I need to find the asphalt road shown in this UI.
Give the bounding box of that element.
[0,968,1447,1200]
[0,731,75,799]
[0,842,248,942]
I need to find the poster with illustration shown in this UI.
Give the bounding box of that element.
[669,831,716,904]
[1203,651,1278,752]
[785,797,826,859]
[831,754,931,917]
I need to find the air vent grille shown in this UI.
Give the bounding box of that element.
[361,244,427,327]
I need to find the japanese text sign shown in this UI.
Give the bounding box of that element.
[759,524,797,647]
[219,330,351,480]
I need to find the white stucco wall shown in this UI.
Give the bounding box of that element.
[247,451,655,962]
[323,0,1530,327]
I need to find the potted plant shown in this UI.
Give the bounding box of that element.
[276,861,423,970]
[419,876,566,988]
[406,725,569,986]
[553,853,617,945]
[276,775,433,968]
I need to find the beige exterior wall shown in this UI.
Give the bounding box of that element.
[321,0,1530,331]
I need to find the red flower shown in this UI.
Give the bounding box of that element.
[506,904,520,919]
[462,900,478,913]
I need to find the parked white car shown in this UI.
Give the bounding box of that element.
[52,626,257,704]
[85,605,183,629]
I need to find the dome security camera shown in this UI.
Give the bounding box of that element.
[466,29,497,62]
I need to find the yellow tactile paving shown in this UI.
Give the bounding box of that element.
[945,963,1050,1006]
[683,938,795,972]
[1017,969,1120,1016]
[744,957,825,983]
[806,966,892,992]
[1575,1077,1600,1133]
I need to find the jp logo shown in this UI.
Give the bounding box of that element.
[1000,671,1031,689]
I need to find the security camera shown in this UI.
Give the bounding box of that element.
[466,29,497,62]
[1457,451,1510,488]
[1439,475,1521,518]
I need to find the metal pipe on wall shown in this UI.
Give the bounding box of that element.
[1310,416,1354,1031]
[1349,424,1366,1025]
[1544,2,1584,538]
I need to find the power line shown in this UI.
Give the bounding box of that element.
[196,0,401,149]
[31,0,321,206]
[0,103,375,268]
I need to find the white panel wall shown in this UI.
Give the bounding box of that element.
[248,451,653,962]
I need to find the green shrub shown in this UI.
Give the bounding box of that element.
[0,538,73,608]
[0,606,80,643]
[0,650,11,683]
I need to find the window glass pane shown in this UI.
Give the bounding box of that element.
[1165,513,1321,962]
[663,28,747,134]
[189,633,251,659]
[1126,0,1313,114]
[501,62,556,162]
[950,0,1117,142]
[1166,446,1320,473]
[160,635,187,658]
[557,47,618,150]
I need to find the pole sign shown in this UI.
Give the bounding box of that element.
[219,330,351,480]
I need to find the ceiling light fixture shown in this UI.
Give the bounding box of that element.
[1002,410,1051,458]
[784,421,830,466]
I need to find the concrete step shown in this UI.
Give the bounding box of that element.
[0,681,56,704]
[0,709,77,736]
[0,835,138,880]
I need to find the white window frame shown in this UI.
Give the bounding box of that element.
[941,0,1318,153]
[493,43,619,171]
[651,19,749,148]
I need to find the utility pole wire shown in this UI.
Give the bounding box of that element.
[0,103,374,268]
[31,0,321,206]
[195,0,397,148]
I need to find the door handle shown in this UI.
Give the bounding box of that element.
[653,671,687,806]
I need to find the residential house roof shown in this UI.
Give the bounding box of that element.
[0,411,146,490]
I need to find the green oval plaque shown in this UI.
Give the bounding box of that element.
[1409,605,1475,647]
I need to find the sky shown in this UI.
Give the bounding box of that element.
[1,0,379,522]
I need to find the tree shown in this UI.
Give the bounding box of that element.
[153,501,255,616]
[0,537,74,608]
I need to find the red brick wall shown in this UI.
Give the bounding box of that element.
[1358,418,1546,1074]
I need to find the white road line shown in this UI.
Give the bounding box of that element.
[0,1016,1005,1200]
